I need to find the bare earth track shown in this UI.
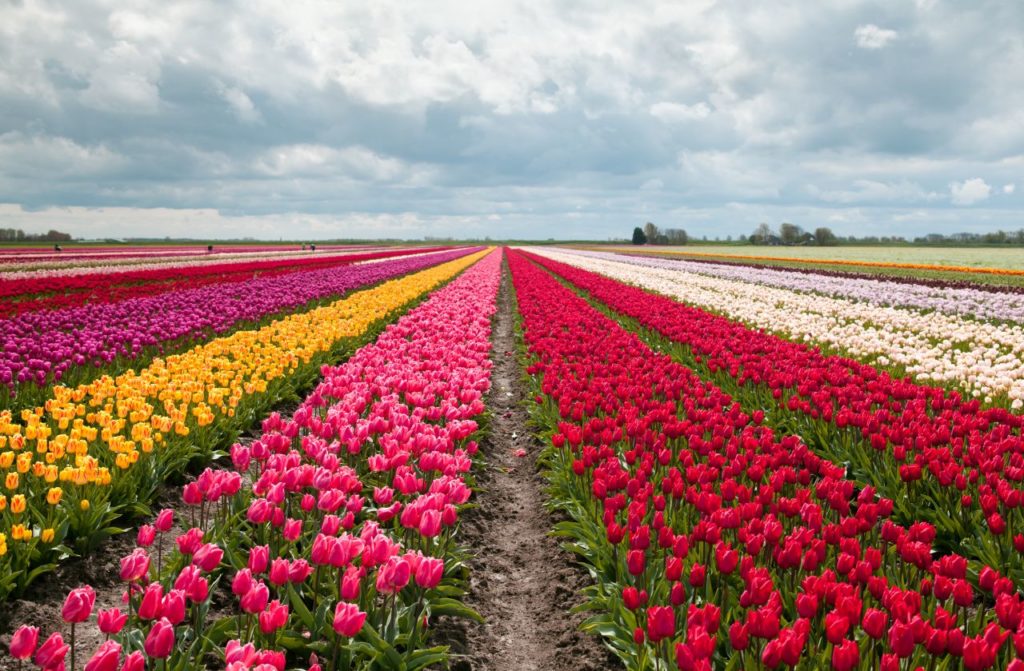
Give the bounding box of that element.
[439,260,618,671]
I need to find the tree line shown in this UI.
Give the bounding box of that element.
[631,222,1024,247]
[0,228,73,242]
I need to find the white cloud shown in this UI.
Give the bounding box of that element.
[854,24,899,49]
[217,85,262,124]
[950,178,992,205]
[649,101,712,123]
[1004,183,1016,194]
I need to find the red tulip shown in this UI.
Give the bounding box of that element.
[647,606,675,643]
[831,639,858,671]
[862,608,888,640]
[248,545,270,574]
[143,618,175,659]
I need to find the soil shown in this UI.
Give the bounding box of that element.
[434,261,619,671]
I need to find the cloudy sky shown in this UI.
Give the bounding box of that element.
[1,0,1022,240]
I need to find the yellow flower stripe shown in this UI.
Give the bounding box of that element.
[586,246,1024,277]
[0,248,489,549]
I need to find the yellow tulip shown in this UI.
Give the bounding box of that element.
[10,494,26,514]
[46,487,62,506]
[80,499,90,511]
[4,472,17,490]
[41,528,55,543]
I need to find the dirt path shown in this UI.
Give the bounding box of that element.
[442,260,618,671]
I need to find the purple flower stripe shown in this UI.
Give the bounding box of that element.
[0,248,479,393]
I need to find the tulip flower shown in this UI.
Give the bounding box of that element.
[62,585,96,623]
[647,606,675,644]
[83,640,121,671]
[143,618,175,659]
[333,602,367,638]
[9,625,39,660]
[97,608,127,635]
[33,633,69,670]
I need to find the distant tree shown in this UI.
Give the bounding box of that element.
[814,227,838,246]
[644,222,660,243]
[664,228,689,245]
[779,222,804,245]
[751,223,773,245]
[632,227,647,245]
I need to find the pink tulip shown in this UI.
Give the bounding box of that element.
[97,608,127,635]
[248,545,270,574]
[119,549,150,582]
[83,640,122,671]
[240,582,270,614]
[62,585,96,623]
[138,583,164,620]
[136,525,156,547]
[120,651,145,671]
[9,625,39,660]
[154,509,174,533]
[33,633,70,670]
[414,557,444,589]
[143,618,175,659]
[332,602,367,637]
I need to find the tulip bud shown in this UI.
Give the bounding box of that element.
[333,602,367,637]
[62,585,97,623]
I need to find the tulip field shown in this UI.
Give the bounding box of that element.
[4,244,1024,671]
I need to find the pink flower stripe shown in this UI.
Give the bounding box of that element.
[5,249,501,671]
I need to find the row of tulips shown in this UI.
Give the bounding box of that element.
[519,250,1024,585]
[0,248,473,409]
[0,244,370,264]
[3,246,500,671]
[0,248,442,318]
[620,252,1024,297]
[597,250,1024,324]
[608,247,1024,278]
[0,246,381,280]
[508,249,1024,671]
[537,248,1024,407]
[0,249,489,600]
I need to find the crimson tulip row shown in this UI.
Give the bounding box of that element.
[519,250,1024,586]
[508,249,1024,671]
[4,249,501,671]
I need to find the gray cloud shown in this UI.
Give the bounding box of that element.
[0,0,1022,240]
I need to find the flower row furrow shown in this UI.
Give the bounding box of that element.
[520,249,1024,585]
[4,247,500,671]
[0,248,490,598]
[508,248,1024,671]
[0,248,473,405]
